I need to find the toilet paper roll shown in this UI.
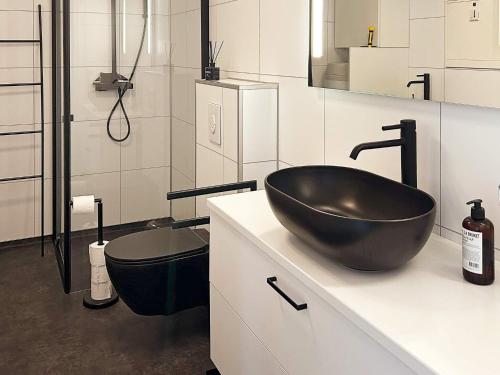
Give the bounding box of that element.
[89,241,108,265]
[91,280,112,301]
[89,241,112,300]
[91,264,110,283]
[72,195,95,214]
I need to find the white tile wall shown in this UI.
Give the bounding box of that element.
[0,68,35,126]
[0,4,48,241]
[210,0,500,250]
[210,0,259,74]
[260,0,309,78]
[441,104,500,238]
[170,2,201,221]
[67,2,172,232]
[0,1,33,11]
[171,167,195,220]
[410,0,444,19]
[0,181,35,241]
[120,116,171,171]
[71,120,121,176]
[121,66,171,118]
[0,1,175,241]
[0,11,34,68]
[409,17,444,69]
[0,125,35,180]
[172,117,195,180]
[261,75,324,166]
[196,144,224,218]
[70,12,112,67]
[120,166,171,223]
[242,161,277,190]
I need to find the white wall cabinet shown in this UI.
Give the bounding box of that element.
[195,79,278,218]
[446,0,500,69]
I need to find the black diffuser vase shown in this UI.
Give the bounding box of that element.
[205,63,220,81]
[206,41,223,81]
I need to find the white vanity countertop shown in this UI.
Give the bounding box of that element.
[208,191,500,375]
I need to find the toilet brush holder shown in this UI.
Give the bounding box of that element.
[71,197,119,309]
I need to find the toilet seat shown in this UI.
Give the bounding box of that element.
[105,227,208,264]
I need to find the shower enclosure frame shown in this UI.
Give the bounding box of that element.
[52,0,210,293]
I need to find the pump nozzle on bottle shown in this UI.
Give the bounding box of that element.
[467,199,485,220]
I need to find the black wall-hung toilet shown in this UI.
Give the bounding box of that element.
[104,180,258,317]
[105,227,209,316]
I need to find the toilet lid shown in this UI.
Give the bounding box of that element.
[104,227,208,263]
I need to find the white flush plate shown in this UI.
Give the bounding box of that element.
[208,102,222,145]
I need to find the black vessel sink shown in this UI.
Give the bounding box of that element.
[265,166,436,271]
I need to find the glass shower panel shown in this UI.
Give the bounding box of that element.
[53,0,206,293]
[52,0,70,292]
[170,3,204,221]
[68,0,171,292]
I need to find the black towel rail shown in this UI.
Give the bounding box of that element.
[0,5,46,256]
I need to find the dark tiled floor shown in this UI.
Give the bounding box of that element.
[0,238,214,375]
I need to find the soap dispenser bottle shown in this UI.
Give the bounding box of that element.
[462,199,495,285]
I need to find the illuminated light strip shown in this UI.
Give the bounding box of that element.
[311,0,324,59]
[123,0,127,54]
[148,0,152,54]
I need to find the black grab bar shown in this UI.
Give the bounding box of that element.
[167,180,258,229]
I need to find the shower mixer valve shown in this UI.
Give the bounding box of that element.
[93,72,133,92]
[92,0,148,93]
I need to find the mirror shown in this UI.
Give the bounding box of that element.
[309,0,500,109]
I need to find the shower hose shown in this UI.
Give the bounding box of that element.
[106,17,148,143]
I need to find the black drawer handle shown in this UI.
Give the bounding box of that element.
[267,277,307,311]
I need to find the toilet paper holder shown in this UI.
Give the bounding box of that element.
[70,197,104,246]
[71,197,119,309]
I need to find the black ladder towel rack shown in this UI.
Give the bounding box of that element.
[0,5,46,256]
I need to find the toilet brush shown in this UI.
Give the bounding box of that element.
[71,196,119,309]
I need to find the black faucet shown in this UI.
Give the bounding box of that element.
[407,74,430,101]
[350,119,417,188]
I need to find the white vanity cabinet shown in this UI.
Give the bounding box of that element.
[195,79,278,220]
[208,191,500,375]
[209,213,415,375]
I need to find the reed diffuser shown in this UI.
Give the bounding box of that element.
[205,41,223,81]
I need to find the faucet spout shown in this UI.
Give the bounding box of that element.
[406,80,421,88]
[406,73,430,100]
[350,139,404,160]
[349,120,418,188]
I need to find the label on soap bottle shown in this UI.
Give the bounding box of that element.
[462,228,483,274]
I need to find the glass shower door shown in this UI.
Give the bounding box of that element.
[51,0,71,293]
